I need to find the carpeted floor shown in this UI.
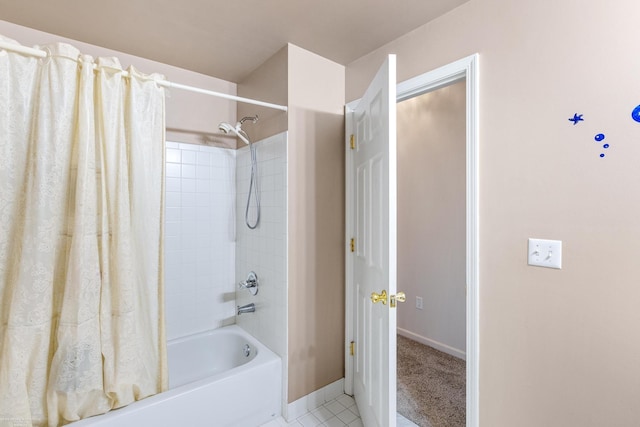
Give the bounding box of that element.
[397,335,466,427]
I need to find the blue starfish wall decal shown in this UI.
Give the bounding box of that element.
[569,113,584,125]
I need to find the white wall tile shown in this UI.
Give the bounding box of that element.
[181,164,196,179]
[181,150,197,165]
[165,221,179,237]
[164,234,180,253]
[181,178,196,193]
[166,177,181,192]
[181,207,197,223]
[165,148,180,164]
[165,192,180,208]
[181,192,197,207]
[166,163,181,178]
[196,179,210,193]
[197,152,211,165]
[196,165,210,179]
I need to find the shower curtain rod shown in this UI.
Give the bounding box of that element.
[0,40,288,112]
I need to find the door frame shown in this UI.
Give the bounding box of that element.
[345,53,479,426]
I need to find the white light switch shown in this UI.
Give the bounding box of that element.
[528,238,562,269]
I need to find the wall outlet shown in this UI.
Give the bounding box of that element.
[415,296,423,310]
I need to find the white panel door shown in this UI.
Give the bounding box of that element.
[350,55,397,427]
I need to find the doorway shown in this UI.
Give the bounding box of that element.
[344,54,479,427]
[396,80,467,427]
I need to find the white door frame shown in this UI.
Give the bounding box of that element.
[345,53,479,427]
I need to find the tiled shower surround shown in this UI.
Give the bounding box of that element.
[164,133,287,361]
[235,132,288,361]
[164,141,236,340]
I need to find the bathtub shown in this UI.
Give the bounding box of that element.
[73,325,282,427]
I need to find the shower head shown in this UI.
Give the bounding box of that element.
[218,122,234,134]
[218,121,250,145]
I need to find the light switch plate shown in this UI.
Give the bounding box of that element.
[528,238,562,269]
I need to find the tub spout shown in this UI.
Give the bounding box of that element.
[237,303,255,315]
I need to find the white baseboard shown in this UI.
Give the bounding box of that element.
[284,378,345,422]
[397,328,466,361]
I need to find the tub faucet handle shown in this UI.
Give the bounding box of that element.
[238,271,259,296]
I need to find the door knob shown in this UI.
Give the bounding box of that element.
[390,291,406,308]
[370,290,387,305]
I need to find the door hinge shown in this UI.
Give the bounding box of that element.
[350,134,355,150]
[350,238,355,252]
[350,341,355,356]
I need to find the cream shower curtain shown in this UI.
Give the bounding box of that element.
[0,38,167,427]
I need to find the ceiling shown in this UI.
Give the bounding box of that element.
[0,0,468,83]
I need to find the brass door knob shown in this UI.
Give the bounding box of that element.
[371,290,388,305]
[391,291,406,308]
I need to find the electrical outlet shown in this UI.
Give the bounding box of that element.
[528,238,562,269]
[415,296,423,310]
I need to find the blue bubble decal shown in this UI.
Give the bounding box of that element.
[594,134,608,158]
[566,108,619,159]
[632,105,640,123]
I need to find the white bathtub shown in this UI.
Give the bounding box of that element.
[73,325,282,427]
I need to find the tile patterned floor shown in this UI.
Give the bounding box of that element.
[261,394,419,427]
[260,394,363,427]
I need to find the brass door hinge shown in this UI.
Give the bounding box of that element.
[350,134,355,150]
[350,238,355,252]
[350,341,355,356]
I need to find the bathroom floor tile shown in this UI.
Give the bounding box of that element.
[261,394,363,427]
[311,406,335,423]
[322,417,347,427]
[335,394,355,409]
[324,400,347,415]
[335,408,358,425]
[297,412,322,427]
[348,405,359,417]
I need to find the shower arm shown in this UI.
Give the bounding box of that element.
[239,115,259,125]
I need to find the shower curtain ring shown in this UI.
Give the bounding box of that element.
[41,47,51,65]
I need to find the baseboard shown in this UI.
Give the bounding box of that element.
[284,378,345,421]
[397,328,466,360]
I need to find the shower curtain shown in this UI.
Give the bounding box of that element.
[0,38,167,427]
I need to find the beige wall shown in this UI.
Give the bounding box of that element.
[238,44,346,403]
[397,81,466,357]
[287,44,346,402]
[347,0,640,425]
[0,20,237,147]
[238,46,289,146]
